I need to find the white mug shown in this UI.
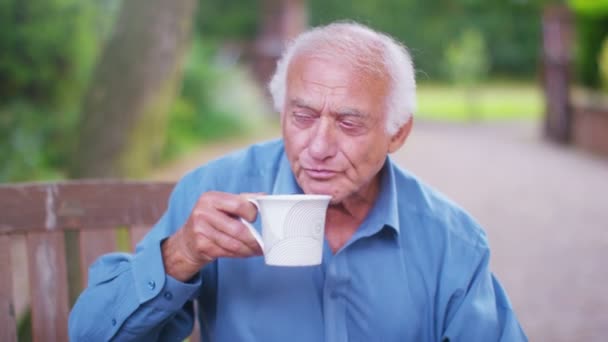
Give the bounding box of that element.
[240,194,331,266]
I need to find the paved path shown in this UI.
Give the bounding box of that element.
[398,121,608,342]
[154,120,608,341]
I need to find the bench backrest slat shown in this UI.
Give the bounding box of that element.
[129,224,152,252]
[0,235,17,342]
[78,228,118,287]
[26,231,70,342]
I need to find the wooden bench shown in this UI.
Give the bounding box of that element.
[0,180,201,341]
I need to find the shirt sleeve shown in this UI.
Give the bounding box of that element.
[440,247,528,342]
[68,174,207,341]
[68,244,202,341]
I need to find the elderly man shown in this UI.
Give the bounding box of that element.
[69,22,527,341]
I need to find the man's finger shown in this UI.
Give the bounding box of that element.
[197,209,262,255]
[196,220,257,257]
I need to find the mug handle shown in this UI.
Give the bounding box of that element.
[240,198,264,250]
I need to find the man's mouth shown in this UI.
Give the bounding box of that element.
[303,168,337,180]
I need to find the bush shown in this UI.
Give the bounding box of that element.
[442,28,490,120]
[4,0,117,318]
[0,0,100,108]
[0,1,115,182]
[568,0,608,88]
[163,38,248,161]
[572,15,608,88]
[0,103,76,182]
[599,37,608,91]
[443,28,489,86]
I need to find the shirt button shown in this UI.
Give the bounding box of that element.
[164,291,173,300]
[147,280,156,290]
[111,318,117,326]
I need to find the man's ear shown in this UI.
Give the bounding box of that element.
[388,117,413,153]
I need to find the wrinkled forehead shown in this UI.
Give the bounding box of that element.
[285,54,391,120]
[287,53,389,95]
[287,54,389,94]
[289,31,390,82]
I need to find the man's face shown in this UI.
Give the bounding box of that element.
[282,55,402,204]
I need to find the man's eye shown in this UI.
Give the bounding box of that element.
[340,120,356,128]
[293,112,314,123]
[339,120,364,133]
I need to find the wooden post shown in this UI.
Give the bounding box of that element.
[542,5,574,143]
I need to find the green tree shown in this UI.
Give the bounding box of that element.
[70,0,198,178]
[63,0,198,313]
[0,0,106,182]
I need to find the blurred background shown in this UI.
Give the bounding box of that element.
[1,0,607,341]
[2,0,608,181]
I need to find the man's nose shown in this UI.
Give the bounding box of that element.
[308,117,337,160]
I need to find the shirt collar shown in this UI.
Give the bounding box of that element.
[272,149,400,236]
[356,157,400,237]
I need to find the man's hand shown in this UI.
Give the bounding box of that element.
[161,191,263,281]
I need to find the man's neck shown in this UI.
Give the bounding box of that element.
[324,176,380,253]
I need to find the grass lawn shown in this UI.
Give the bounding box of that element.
[416,82,543,121]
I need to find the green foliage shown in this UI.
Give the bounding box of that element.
[599,37,608,91]
[0,0,257,182]
[443,28,489,85]
[163,39,247,161]
[0,1,117,182]
[0,0,100,108]
[195,0,259,39]
[0,102,76,182]
[442,28,490,120]
[568,0,608,17]
[18,308,32,342]
[568,0,608,88]
[571,14,608,88]
[309,0,542,80]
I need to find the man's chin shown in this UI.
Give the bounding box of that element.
[301,186,345,204]
[300,182,334,197]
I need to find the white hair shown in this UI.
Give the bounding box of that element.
[268,21,416,135]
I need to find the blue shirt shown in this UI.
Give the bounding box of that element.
[69,139,527,341]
